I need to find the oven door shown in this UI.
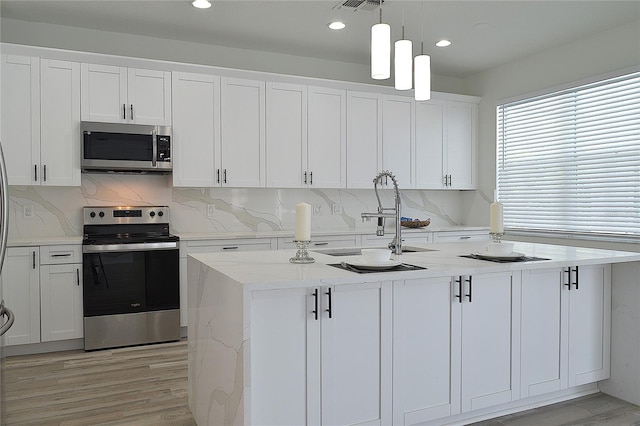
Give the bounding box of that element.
[82,242,179,317]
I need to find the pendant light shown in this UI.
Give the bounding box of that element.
[371,7,390,80]
[395,10,412,90]
[414,3,431,100]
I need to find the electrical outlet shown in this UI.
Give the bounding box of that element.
[207,204,216,217]
[332,204,342,215]
[24,204,34,218]
[313,204,323,215]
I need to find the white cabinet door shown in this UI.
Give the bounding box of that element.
[346,91,381,189]
[0,248,40,346]
[80,63,127,123]
[415,102,444,188]
[221,77,266,187]
[321,281,392,426]
[250,287,321,426]
[1,55,40,185]
[40,59,81,186]
[171,72,220,187]
[461,272,514,412]
[307,86,346,188]
[40,263,83,341]
[382,95,414,189]
[567,264,611,387]
[266,82,307,188]
[393,276,461,425]
[520,268,567,397]
[81,64,171,125]
[444,103,476,189]
[127,68,172,125]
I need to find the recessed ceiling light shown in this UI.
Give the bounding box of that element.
[192,0,211,9]
[435,39,452,48]
[328,21,346,30]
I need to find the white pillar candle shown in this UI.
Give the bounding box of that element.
[295,202,311,241]
[490,202,504,234]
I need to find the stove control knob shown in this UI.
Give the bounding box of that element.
[99,211,105,218]
[150,211,156,217]
[90,211,96,218]
[158,211,164,217]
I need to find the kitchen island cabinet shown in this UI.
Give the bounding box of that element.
[188,242,640,426]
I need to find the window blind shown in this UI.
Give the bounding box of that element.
[497,71,640,238]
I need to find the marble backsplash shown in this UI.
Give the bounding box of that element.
[7,173,465,239]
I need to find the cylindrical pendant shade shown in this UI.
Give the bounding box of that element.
[414,54,431,101]
[394,39,413,90]
[371,23,391,80]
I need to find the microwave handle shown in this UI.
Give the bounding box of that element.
[152,128,157,168]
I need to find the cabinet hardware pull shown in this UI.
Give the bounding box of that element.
[465,276,473,302]
[313,242,329,246]
[32,251,36,269]
[455,276,462,303]
[43,165,47,182]
[76,268,80,286]
[448,175,452,186]
[443,175,447,186]
[564,268,571,289]
[51,253,71,257]
[312,288,319,320]
[34,164,38,182]
[326,287,333,319]
[223,169,227,184]
[304,171,308,184]
[460,236,471,240]
[130,104,134,120]
[573,266,579,290]
[222,246,238,250]
[310,171,313,185]
[216,169,220,183]
[123,104,126,120]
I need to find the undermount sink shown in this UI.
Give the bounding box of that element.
[313,246,437,257]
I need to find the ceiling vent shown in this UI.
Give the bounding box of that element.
[334,0,383,13]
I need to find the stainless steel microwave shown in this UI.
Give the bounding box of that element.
[81,122,172,173]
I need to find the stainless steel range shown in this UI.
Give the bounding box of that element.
[82,206,180,351]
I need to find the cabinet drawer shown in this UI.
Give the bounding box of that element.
[279,235,357,250]
[40,245,81,264]
[187,238,276,253]
[361,232,432,247]
[433,231,489,243]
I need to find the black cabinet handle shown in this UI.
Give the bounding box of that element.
[123,104,126,120]
[310,171,313,185]
[51,253,71,258]
[312,288,319,321]
[448,175,452,186]
[43,165,47,182]
[223,169,227,184]
[222,246,238,250]
[34,164,38,182]
[573,266,579,290]
[32,251,36,269]
[130,104,134,120]
[564,267,571,289]
[76,268,80,286]
[313,242,329,246]
[443,175,447,187]
[455,276,462,303]
[304,171,308,185]
[465,276,473,302]
[325,287,332,319]
[216,169,220,184]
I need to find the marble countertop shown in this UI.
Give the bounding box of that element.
[189,241,640,290]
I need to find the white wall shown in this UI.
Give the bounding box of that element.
[461,20,640,251]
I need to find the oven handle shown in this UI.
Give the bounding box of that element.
[83,241,178,253]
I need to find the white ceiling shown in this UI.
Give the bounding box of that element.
[1,0,639,78]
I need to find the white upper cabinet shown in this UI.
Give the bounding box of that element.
[346,91,382,189]
[171,72,220,187]
[81,63,171,125]
[382,95,414,189]
[266,82,307,188]
[415,99,477,189]
[1,55,80,186]
[220,77,266,187]
[307,86,346,188]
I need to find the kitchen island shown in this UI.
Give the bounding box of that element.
[187,241,640,426]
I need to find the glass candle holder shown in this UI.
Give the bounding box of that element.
[289,240,315,264]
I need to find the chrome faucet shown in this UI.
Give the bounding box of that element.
[361,170,402,255]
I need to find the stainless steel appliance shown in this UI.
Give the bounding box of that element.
[0,142,16,423]
[81,122,172,173]
[82,206,179,351]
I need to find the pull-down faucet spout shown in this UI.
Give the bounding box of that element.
[360,171,402,255]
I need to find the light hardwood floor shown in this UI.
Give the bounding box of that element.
[4,340,640,426]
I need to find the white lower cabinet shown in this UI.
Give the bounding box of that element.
[250,281,392,426]
[520,265,611,397]
[40,263,83,341]
[393,271,515,425]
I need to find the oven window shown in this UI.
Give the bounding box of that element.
[83,132,153,161]
[83,249,179,317]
